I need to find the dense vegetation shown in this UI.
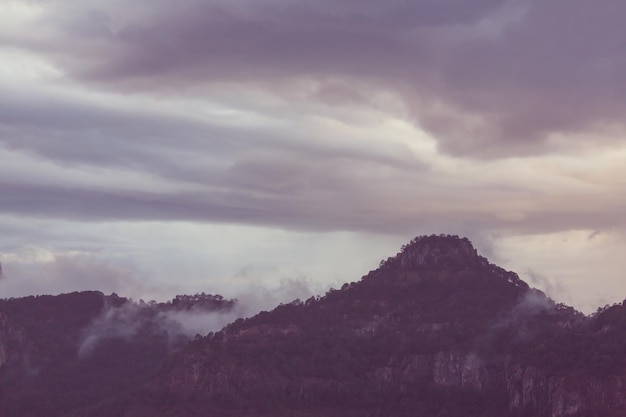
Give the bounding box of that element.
[0,291,235,417]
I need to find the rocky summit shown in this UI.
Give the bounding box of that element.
[3,235,626,417]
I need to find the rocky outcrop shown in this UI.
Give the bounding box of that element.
[397,235,483,269]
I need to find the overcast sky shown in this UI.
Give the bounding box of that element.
[1,0,625,314]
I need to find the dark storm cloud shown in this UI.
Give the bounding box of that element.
[27,0,626,157]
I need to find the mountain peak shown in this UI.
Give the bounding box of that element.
[389,234,486,269]
[372,234,527,290]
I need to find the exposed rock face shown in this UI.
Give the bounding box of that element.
[0,311,30,369]
[504,365,626,417]
[0,313,10,367]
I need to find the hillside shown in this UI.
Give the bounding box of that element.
[120,235,626,417]
[0,291,235,416]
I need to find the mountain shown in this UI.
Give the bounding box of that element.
[3,235,626,416]
[120,235,626,417]
[0,291,235,417]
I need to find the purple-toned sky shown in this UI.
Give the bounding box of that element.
[1,0,626,313]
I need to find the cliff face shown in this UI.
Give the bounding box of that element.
[505,365,626,417]
[117,235,626,417]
